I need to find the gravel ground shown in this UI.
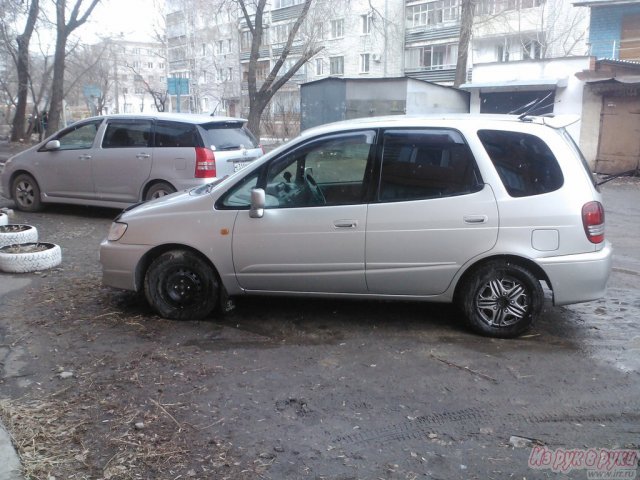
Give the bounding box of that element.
[0,179,638,479]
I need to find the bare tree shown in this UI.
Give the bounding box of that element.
[46,0,101,135]
[0,0,40,141]
[454,0,473,87]
[238,0,323,139]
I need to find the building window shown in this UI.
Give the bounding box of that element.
[497,44,510,62]
[523,40,542,59]
[272,23,293,44]
[241,30,252,50]
[159,63,165,69]
[202,43,206,56]
[329,56,344,75]
[315,58,324,75]
[217,39,231,55]
[476,0,543,15]
[330,19,344,39]
[406,1,459,28]
[360,53,370,73]
[405,44,458,70]
[147,62,154,68]
[361,14,371,34]
[273,0,303,8]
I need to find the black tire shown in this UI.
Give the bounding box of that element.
[145,182,176,201]
[144,250,219,320]
[12,173,42,212]
[459,261,543,338]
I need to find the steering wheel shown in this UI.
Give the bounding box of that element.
[304,172,326,205]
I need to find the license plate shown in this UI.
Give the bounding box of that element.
[234,161,250,172]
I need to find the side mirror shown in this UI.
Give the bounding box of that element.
[44,140,61,151]
[249,188,265,218]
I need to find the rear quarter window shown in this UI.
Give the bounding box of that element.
[478,129,563,197]
[154,121,201,148]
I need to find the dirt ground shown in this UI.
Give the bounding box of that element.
[0,180,639,480]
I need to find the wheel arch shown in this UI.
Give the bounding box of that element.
[453,254,552,304]
[134,243,221,292]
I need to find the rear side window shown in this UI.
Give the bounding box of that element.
[154,121,200,148]
[200,122,258,151]
[379,129,481,202]
[102,121,152,148]
[478,130,563,197]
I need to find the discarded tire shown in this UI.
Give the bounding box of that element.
[0,224,38,247]
[0,242,61,273]
[0,213,7,226]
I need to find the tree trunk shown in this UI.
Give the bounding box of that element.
[10,37,30,142]
[10,0,40,142]
[454,0,474,88]
[46,29,68,136]
[247,97,267,142]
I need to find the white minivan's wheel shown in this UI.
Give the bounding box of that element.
[0,224,38,247]
[0,242,61,273]
[0,213,8,226]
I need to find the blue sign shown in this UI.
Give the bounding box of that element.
[167,77,189,95]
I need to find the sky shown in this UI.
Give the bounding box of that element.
[82,0,161,44]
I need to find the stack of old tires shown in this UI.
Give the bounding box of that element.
[0,211,61,273]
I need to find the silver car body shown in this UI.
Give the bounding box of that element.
[1,113,262,209]
[100,115,611,309]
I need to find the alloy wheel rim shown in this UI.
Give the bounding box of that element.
[475,275,529,327]
[16,181,35,207]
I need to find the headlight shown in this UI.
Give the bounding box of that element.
[107,222,128,241]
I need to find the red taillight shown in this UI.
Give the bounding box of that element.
[195,147,216,178]
[582,201,605,244]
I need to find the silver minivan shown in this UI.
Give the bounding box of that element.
[100,115,612,338]
[1,113,263,211]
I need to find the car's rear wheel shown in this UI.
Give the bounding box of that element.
[145,182,176,201]
[460,261,543,338]
[144,250,218,320]
[12,173,42,212]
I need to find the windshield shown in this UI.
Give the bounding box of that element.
[200,122,259,151]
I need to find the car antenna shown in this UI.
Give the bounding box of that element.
[517,92,554,120]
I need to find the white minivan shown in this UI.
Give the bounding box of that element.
[100,115,612,338]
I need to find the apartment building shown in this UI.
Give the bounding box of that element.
[164,0,592,134]
[97,39,167,115]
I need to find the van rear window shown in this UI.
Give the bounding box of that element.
[478,130,563,197]
[200,122,259,151]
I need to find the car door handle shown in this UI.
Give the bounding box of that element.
[78,154,92,160]
[333,220,358,228]
[136,153,150,159]
[464,215,488,224]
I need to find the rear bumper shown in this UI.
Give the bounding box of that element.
[99,239,150,291]
[537,241,612,306]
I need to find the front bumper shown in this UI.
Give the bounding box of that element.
[537,241,613,306]
[99,239,151,291]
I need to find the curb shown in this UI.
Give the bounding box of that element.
[0,420,22,480]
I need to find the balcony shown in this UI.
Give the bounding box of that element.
[405,24,460,44]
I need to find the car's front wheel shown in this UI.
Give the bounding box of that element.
[460,261,543,338]
[144,250,219,320]
[12,173,42,212]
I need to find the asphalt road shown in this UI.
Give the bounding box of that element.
[0,180,638,479]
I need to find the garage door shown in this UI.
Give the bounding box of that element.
[597,95,640,174]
